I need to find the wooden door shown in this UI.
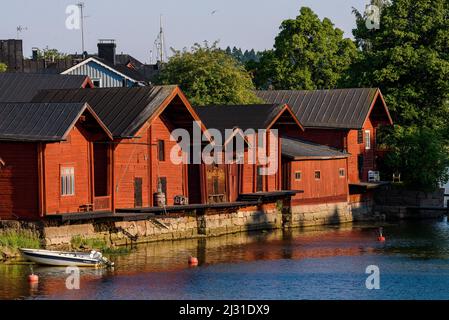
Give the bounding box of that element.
[206,164,226,203]
[134,177,143,208]
[228,163,240,202]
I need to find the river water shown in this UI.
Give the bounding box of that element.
[1,219,449,300]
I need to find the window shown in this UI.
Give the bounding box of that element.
[61,167,75,196]
[365,130,371,150]
[314,171,321,180]
[339,168,345,178]
[157,140,165,161]
[92,78,102,88]
[358,154,364,180]
[294,171,302,181]
[256,166,264,192]
[158,177,167,195]
[357,130,363,144]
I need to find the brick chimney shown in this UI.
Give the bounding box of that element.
[97,39,116,65]
[0,39,23,72]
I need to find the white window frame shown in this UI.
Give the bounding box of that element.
[365,130,371,150]
[339,168,346,178]
[294,171,302,181]
[92,78,102,88]
[314,170,321,180]
[61,167,75,196]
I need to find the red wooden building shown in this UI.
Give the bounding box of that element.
[281,137,350,205]
[33,85,209,214]
[194,104,304,202]
[257,88,393,184]
[0,102,112,220]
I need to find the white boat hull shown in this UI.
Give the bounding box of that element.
[20,249,103,267]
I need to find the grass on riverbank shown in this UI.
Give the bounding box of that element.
[70,236,131,254]
[0,230,41,261]
[0,230,41,250]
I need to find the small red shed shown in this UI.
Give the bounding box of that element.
[281,137,350,205]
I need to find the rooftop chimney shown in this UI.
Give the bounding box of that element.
[0,39,23,72]
[97,39,116,65]
[32,47,39,61]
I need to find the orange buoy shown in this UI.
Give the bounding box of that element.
[378,236,386,242]
[188,256,199,266]
[28,274,39,283]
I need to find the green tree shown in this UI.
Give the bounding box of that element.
[155,42,262,106]
[0,63,6,72]
[349,0,449,190]
[380,126,449,191]
[36,47,67,62]
[254,7,357,90]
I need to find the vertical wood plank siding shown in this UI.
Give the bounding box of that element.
[0,142,39,219]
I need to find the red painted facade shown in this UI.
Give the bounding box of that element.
[283,157,349,205]
[0,110,112,219]
[283,92,392,184]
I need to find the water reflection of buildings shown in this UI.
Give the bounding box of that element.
[111,224,377,275]
[1,224,381,299]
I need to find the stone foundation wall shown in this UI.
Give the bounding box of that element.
[375,188,444,207]
[40,204,283,247]
[350,200,374,221]
[374,187,446,220]
[285,202,353,228]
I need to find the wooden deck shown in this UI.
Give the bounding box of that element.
[44,191,299,223]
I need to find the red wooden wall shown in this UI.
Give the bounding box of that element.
[285,157,349,205]
[113,115,188,209]
[0,142,39,219]
[43,123,92,214]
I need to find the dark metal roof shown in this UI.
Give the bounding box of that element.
[32,85,177,138]
[281,137,349,160]
[256,88,380,129]
[193,104,287,137]
[0,73,89,103]
[0,102,89,142]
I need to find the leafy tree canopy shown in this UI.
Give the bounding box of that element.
[35,47,67,61]
[155,42,262,106]
[253,7,358,90]
[350,0,449,129]
[349,0,449,190]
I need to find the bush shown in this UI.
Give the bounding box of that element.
[381,126,449,191]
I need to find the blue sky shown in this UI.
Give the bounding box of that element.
[1,0,369,63]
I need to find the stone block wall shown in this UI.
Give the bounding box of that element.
[40,204,284,247]
[375,188,445,207]
[285,202,353,228]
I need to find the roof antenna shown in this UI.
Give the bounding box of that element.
[77,2,86,54]
[16,25,28,39]
[154,15,167,63]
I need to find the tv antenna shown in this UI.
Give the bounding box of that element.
[16,25,28,39]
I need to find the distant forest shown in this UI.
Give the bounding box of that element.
[224,46,262,64]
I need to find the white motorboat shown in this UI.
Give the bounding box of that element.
[19,248,114,267]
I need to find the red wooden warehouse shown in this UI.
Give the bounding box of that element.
[0,102,112,220]
[194,103,304,202]
[33,85,209,214]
